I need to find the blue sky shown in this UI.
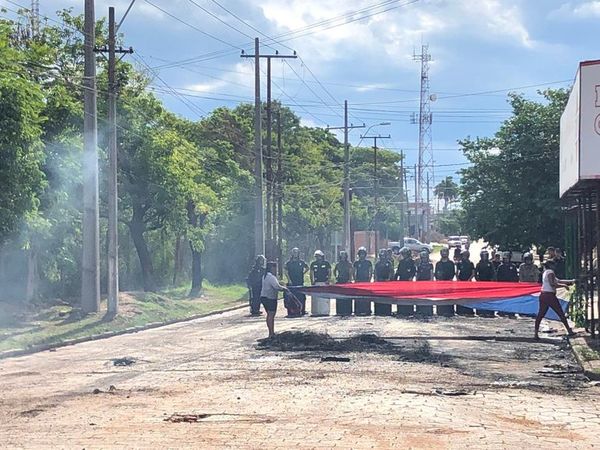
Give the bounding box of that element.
[4,0,600,198]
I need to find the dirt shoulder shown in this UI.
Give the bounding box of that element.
[0,283,247,355]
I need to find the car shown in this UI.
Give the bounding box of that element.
[447,236,461,247]
[459,235,470,246]
[403,237,433,253]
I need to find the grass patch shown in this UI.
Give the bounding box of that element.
[0,283,247,353]
[574,345,600,362]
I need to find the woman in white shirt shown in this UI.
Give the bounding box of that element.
[261,261,289,338]
[534,260,575,339]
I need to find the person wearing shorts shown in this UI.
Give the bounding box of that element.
[534,260,575,339]
[260,261,289,338]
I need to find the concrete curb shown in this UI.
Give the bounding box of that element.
[0,303,247,361]
[568,332,600,381]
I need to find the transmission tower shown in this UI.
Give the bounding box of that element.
[30,0,39,37]
[412,44,433,208]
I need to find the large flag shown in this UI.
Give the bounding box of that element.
[299,281,568,320]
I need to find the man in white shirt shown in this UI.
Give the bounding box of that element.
[260,261,289,338]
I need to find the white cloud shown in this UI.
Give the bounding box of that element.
[185,80,227,93]
[551,1,600,18]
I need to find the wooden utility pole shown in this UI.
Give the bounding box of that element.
[82,0,100,313]
[276,110,283,276]
[326,103,364,255]
[241,45,297,259]
[361,134,390,254]
[102,6,133,315]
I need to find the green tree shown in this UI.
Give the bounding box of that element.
[459,89,568,252]
[0,21,46,243]
[434,176,458,211]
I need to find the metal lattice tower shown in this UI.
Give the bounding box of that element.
[412,44,433,207]
[31,0,39,37]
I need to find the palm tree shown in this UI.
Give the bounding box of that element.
[434,176,458,211]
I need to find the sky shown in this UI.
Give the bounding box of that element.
[3,0,600,200]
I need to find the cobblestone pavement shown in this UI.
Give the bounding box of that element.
[1,304,600,449]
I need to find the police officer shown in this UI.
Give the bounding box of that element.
[285,248,309,315]
[415,250,434,315]
[434,247,455,316]
[374,249,394,316]
[246,254,266,316]
[386,248,395,272]
[475,250,495,281]
[395,247,416,316]
[491,252,502,275]
[353,247,373,316]
[496,252,518,282]
[334,251,353,316]
[310,250,331,316]
[456,250,475,316]
[519,252,539,283]
[475,250,496,317]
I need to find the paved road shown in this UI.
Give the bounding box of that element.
[1,305,599,449]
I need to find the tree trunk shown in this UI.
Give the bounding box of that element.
[189,243,202,297]
[173,235,181,286]
[187,201,206,297]
[25,247,37,303]
[129,207,157,292]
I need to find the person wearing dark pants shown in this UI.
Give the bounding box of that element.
[260,261,289,338]
[246,255,266,316]
[285,248,309,315]
[475,250,496,317]
[374,249,394,316]
[496,252,519,317]
[456,250,475,316]
[415,250,434,315]
[435,247,455,316]
[395,247,416,316]
[534,261,575,339]
[353,247,373,316]
[334,251,353,316]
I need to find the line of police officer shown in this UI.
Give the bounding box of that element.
[247,245,556,318]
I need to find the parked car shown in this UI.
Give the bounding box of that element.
[403,237,433,253]
[447,236,462,247]
[459,235,470,246]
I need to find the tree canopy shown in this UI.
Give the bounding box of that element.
[459,89,568,252]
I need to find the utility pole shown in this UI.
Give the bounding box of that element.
[276,110,283,276]
[96,6,134,315]
[326,102,365,255]
[426,174,430,241]
[360,134,390,254]
[241,44,296,258]
[412,44,433,211]
[30,0,39,37]
[399,150,406,238]
[82,0,100,313]
[414,164,418,238]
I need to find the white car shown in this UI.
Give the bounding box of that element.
[403,237,433,253]
[447,236,461,247]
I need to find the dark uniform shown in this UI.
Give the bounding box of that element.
[496,262,518,282]
[415,259,434,315]
[554,257,566,279]
[416,261,434,281]
[395,258,416,281]
[335,259,353,316]
[374,259,394,316]
[286,259,309,314]
[435,260,455,281]
[353,259,373,315]
[395,258,416,315]
[310,260,331,283]
[475,259,496,317]
[475,261,495,281]
[456,259,475,316]
[435,259,455,316]
[246,266,264,315]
